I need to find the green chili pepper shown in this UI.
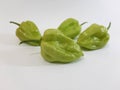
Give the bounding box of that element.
[10,20,41,46]
[58,18,82,39]
[41,29,83,63]
[77,22,111,50]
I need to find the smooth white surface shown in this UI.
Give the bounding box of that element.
[0,0,120,90]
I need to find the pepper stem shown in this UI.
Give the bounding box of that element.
[80,22,87,26]
[19,40,41,45]
[10,21,20,26]
[107,22,111,30]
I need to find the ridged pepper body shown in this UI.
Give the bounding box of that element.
[77,24,110,50]
[41,29,83,63]
[58,18,81,39]
[11,21,41,46]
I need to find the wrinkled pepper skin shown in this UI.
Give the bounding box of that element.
[10,21,41,46]
[41,29,83,63]
[58,18,81,39]
[77,24,110,50]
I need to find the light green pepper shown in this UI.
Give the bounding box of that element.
[77,23,111,50]
[10,20,41,46]
[41,29,83,63]
[58,18,81,39]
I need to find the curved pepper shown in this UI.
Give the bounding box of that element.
[41,29,83,63]
[10,20,41,46]
[77,23,111,50]
[58,18,81,39]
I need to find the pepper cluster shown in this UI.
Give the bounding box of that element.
[10,18,111,63]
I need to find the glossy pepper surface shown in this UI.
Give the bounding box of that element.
[41,29,83,63]
[58,18,81,39]
[77,23,111,50]
[10,21,41,46]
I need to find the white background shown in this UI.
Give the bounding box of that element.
[0,0,120,90]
